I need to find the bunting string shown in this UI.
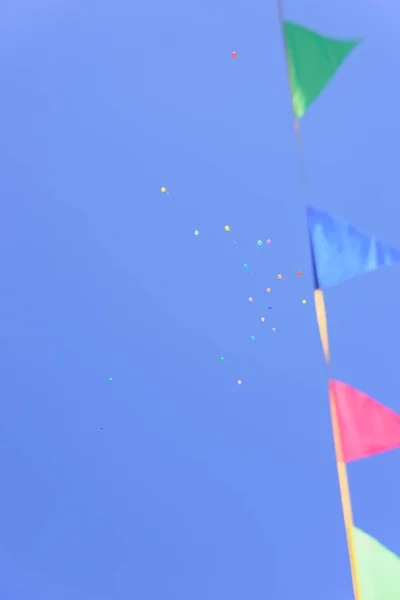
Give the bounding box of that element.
[275,2,361,598]
[273,4,400,594]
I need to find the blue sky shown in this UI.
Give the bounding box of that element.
[0,0,399,598]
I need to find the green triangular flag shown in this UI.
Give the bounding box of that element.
[353,527,400,599]
[283,21,360,119]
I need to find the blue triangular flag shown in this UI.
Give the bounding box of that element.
[307,206,400,289]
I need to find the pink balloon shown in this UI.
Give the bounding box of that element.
[248,297,253,302]
[272,327,276,332]
[237,380,242,385]
[261,317,265,322]
[266,239,271,244]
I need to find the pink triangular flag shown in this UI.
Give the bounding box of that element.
[330,380,400,462]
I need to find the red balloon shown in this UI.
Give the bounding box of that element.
[232,51,237,58]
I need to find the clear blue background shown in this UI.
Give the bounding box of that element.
[0,0,399,598]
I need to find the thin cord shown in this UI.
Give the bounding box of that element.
[275,0,308,199]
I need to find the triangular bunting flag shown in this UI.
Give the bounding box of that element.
[283,21,360,119]
[353,527,400,599]
[330,380,400,462]
[307,206,400,289]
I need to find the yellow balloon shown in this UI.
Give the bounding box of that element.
[302,299,307,304]
[161,187,166,193]
[224,225,230,231]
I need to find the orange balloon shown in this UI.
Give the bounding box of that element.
[297,271,302,276]
[232,51,237,58]
[277,274,283,280]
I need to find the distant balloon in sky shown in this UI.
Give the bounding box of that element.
[109,377,113,382]
[266,287,271,293]
[272,328,276,333]
[261,317,265,322]
[220,357,225,361]
[302,299,307,304]
[232,51,237,58]
[250,336,256,341]
[248,297,253,302]
[257,240,262,246]
[297,271,302,276]
[266,239,271,244]
[237,379,242,385]
[244,264,248,269]
[277,274,283,279]
[194,230,199,236]
[160,187,166,193]
[224,225,230,231]
[100,426,104,430]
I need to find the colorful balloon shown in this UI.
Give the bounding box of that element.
[266,239,271,245]
[261,317,265,322]
[250,336,256,341]
[194,230,199,235]
[248,297,253,302]
[266,287,271,293]
[277,274,283,279]
[224,225,230,231]
[232,51,237,58]
[257,240,262,246]
[272,327,276,332]
[302,299,307,304]
[297,271,302,276]
[160,187,166,193]
[244,264,248,269]
[237,379,242,385]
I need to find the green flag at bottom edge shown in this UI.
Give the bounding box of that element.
[353,527,400,599]
[283,21,360,119]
